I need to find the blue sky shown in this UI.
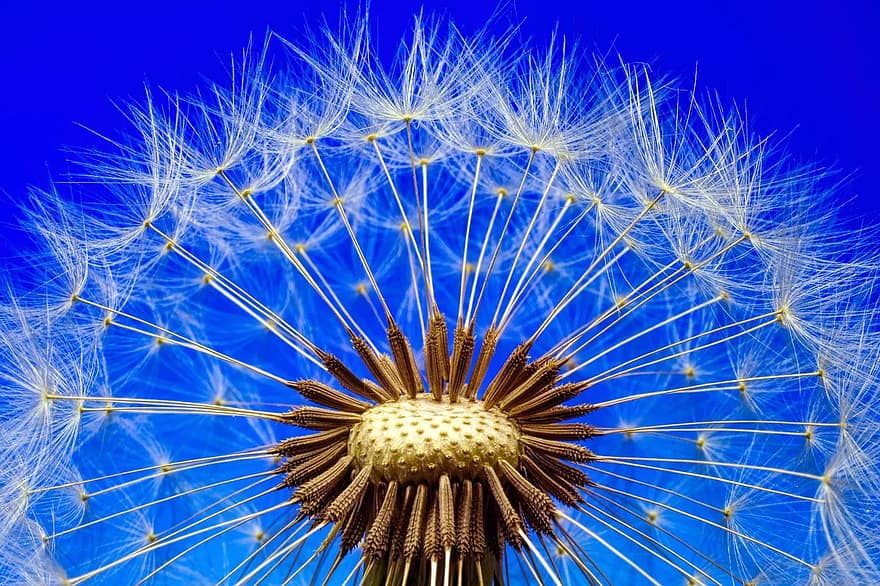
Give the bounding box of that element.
[3,0,878,223]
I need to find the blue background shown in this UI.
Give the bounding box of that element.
[2,0,879,224]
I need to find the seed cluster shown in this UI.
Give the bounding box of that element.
[274,314,598,584]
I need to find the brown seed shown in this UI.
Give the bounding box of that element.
[521,454,582,506]
[439,474,455,550]
[467,327,498,400]
[497,357,563,411]
[482,338,530,408]
[471,481,487,557]
[289,379,371,413]
[424,493,442,561]
[448,323,475,400]
[425,313,450,401]
[350,335,399,401]
[483,466,523,547]
[387,320,424,398]
[363,481,399,560]
[520,435,596,463]
[293,456,353,513]
[506,381,590,418]
[404,484,429,560]
[434,311,450,380]
[506,355,550,392]
[278,443,346,470]
[377,353,406,397]
[323,464,372,523]
[526,449,593,488]
[321,351,384,403]
[497,460,555,533]
[272,427,350,456]
[518,423,595,441]
[340,483,373,553]
[283,406,362,430]
[282,443,347,487]
[517,403,596,424]
[456,479,474,554]
[389,485,413,561]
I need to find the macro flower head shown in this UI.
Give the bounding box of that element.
[1,12,879,586]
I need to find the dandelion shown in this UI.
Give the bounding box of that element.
[2,14,879,586]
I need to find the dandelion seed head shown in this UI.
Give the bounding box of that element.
[2,11,880,586]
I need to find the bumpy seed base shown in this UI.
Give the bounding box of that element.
[348,395,520,484]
